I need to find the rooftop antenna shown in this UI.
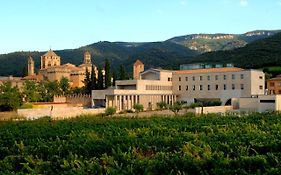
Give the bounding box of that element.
[49,45,52,51]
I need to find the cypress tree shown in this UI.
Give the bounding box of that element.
[119,65,127,80]
[83,68,91,94]
[97,67,104,89]
[90,65,97,90]
[104,59,111,88]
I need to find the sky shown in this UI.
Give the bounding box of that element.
[0,0,281,54]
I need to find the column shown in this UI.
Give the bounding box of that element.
[114,95,117,109]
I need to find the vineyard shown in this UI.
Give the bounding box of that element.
[0,113,281,174]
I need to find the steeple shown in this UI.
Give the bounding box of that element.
[28,55,35,76]
[83,51,92,64]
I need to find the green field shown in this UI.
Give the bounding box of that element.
[0,113,281,174]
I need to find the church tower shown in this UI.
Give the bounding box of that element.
[83,51,92,64]
[28,55,35,76]
[40,49,61,69]
[133,59,144,80]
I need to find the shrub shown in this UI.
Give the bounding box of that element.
[105,107,116,116]
[133,103,144,113]
[169,102,183,115]
[157,101,168,110]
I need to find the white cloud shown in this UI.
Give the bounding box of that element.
[240,0,248,7]
[180,0,187,6]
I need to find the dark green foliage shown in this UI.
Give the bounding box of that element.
[0,81,22,111]
[169,101,183,115]
[23,80,41,102]
[105,107,116,116]
[83,68,91,94]
[118,65,128,80]
[0,113,281,174]
[112,71,117,86]
[97,67,104,89]
[59,77,70,95]
[156,101,168,110]
[90,65,97,90]
[133,103,144,113]
[104,59,111,88]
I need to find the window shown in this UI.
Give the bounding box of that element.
[207,76,210,81]
[179,77,181,81]
[208,85,210,90]
[232,74,235,80]
[270,82,275,87]
[179,85,181,91]
[259,76,263,80]
[224,75,227,80]
[224,84,227,90]
[241,84,244,90]
[185,77,188,81]
[240,74,244,79]
[192,76,195,81]
[186,85,188,91]
[168,77,171,81]
[215,84,219,90]
[259,85,263,90]
[232,84,235,90]
[215,75,218,80]
[200,76,203,81]
[200,85,203,91]
[279,82,281,87]
[192,85,196,91]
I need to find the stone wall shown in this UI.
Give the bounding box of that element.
[195,106,233,114]
[17,107,105,120]
[54,94,91,107]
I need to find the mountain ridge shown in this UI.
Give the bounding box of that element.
[0,29,280,76]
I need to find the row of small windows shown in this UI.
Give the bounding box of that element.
[178,74,255,82]
[146,85,173,91]
[178,84,263,91]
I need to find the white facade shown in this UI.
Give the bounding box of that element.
[172,68,265,105]
[92,67,265,111]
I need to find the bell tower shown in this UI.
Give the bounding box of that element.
[28,55,35,76]
[83,51,91,64]
[133,59,144,80]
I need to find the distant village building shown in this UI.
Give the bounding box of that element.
[267,75,281,94]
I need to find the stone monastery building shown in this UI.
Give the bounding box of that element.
[26,50,96,88]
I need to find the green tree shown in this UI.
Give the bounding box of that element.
[169,102,183,115]
[97,67,104,90]
[23,80,41,102]
[0,81,23,111]
[105,107,116,116]
[59,77,70,95]
[83,68,91,94]
[133,103,144,114]
[157,101,168,110]
[112,71,117,86]
[118,65,128,80]
[90,65,97,90]
[104,59,111,88]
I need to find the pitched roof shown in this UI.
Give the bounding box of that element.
[173,67,244,75]
[43,49,59,57]
[134,59,144,66]
[268,75,281,81]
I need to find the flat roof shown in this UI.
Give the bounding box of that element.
[173,67,244,75]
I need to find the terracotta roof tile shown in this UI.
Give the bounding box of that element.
[173,67,244,74]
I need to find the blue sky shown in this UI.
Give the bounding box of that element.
[0,0,281,54]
